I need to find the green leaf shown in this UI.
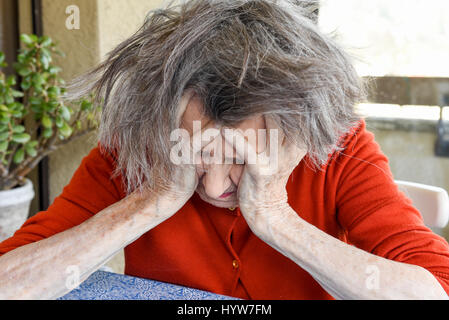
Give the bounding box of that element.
[12,125,25,133]
[0,52,5,64]
[26,140,38,148]
[25,145,37,157]
[43,127,53,138]
[40,36,52,47]
[0,131,9,141]
[11,90,24,98]
[4,94,14,105]
[0,110,11,118]
[33,84,43,94]
[48,66,61,75]
[20,34,34,45]
[10,110,23,118]
[31,104,42,113]
[0,105,8,112]
[30,34,39,42]
[0,116,10,125]
[6,75,16,86]
[29,97,42,105]
[12,133,31,144]
[60,105,71,121]
[41,47,51,55]
[59,122,72,138]
[81,100,93,111]
[0,140,8,152]
[45,100,59,112]
[13,148,25,164]
[32,73,44,86]
[42,102,51,112]
[40,54,51,69]
[18,67,32,77]
[0,110,11,119]
[41,48,52,66]
[21,80,31,91]
[55,116,64,128]
[47,86,61,98]
[17,53,27,64]
[10,102,24,111]
[41,114,52,128]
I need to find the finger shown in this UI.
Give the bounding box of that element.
[264,115,284,157]
[221,127,257,165]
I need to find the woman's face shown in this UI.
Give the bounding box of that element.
[180,94,266,208]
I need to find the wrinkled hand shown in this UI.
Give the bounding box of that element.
[222,116,307,239]
[128,90,200,220]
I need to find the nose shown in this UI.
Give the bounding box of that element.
[202,164,233,198]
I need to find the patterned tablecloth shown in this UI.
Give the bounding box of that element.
[58,270,239,300]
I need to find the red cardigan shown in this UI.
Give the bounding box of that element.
[2,119,449,299]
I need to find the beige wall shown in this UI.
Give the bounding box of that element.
[37,0,164,206]
[97,0,163,59]
[370,129,449,191]
[41,0,101,210]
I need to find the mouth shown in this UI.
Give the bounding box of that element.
[195,184,238,208]
[219,191,235,199]
[196,180,237,203]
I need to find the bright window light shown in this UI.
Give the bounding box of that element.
[319,0,449,77]
[356,104,446,120]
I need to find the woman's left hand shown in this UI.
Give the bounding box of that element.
[222,116,307,240]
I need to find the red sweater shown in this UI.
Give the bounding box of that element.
[1,119,449,299]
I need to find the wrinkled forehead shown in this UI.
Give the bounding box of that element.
[180,93,266,135]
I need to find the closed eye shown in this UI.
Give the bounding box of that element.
[224,157,244,165]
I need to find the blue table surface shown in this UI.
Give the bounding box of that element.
[59,270,239,300]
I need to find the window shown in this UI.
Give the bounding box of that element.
[318,0,449,121]
[318,0,449,77]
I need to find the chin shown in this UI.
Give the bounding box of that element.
[195,189,239,209]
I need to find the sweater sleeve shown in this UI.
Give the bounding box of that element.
[0,143,124,256]
[333,120,449,295]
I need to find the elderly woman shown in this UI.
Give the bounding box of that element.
[1,0,449,300]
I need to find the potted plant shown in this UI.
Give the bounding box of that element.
[0,34,101,241]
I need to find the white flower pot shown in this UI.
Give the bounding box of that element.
[0,179,35,242]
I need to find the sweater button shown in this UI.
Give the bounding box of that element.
[232,260,239,269]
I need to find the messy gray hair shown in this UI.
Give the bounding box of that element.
[68,0,365,195]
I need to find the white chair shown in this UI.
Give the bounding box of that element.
[395,180,449,228]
